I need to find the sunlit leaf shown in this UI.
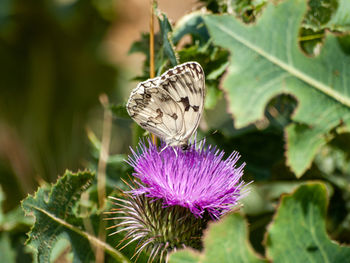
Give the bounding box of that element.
[204,0,350,176]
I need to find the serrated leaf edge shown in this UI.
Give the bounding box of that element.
[21,170,129,263]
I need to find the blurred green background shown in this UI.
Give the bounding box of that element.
[0,0,196,211]
[0,1,197,261]
[0,0,119,211]
[1,0,350,262]
[0,0,199,209]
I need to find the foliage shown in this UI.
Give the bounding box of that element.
[0,186,33,262]
[170,183,350,262]
[21,170,130,262]
[0,0,120,208]
[4,0,349,262]
[204,0,350,177]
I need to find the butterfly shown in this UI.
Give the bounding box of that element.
[126,62,205,150]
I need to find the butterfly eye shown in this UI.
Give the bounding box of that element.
[181,144,189,151]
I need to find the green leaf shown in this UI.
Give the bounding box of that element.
[22,170,128,263]
[169,213,266,263]
[203,0,350,177]
[168,249,200,263]
[303,0,338,30]
[266,182,350,262]
[324,0,350,31]
[156,9,179,67]
[173,11,210,45]
[303,0,350,32]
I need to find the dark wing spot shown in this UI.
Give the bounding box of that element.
[134,98,144,105]
[192,105,199,112]
[160,93,171,102]
[145,93,151,99]
[180,97,190,111]
[161,84,169,92]
[137,104,145,109]
[156,108,163,117]
[171,113,178,120]
[167,70,175,76]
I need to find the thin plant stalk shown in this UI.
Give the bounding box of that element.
[150,0,157,146]
[96,93,112,263]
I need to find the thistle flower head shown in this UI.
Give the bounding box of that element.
[107,139,249,262]
[107,191,208,262]
[127,139,247,219]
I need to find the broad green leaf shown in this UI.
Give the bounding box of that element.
[169,213,266,263]
[173,11,210,45]
[204,0,350,176]
[168,249,200,263]
[22,170,128,263]
[266,182,350,262]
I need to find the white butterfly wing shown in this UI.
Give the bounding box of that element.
[127,62,205,146]
[127,78,184,141]
[158,62,205,142]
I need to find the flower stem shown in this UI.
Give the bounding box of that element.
[150,0,157,146]
[96,93,112,262]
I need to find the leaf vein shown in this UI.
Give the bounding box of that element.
[211,19,350,108]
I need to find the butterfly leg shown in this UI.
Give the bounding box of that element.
[160,144,178,157]
[172,147,178,158]
[160,144,169,153]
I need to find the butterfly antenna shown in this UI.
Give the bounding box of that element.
[196,130,218,147]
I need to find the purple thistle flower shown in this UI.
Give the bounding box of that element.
[127,139,248,219]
